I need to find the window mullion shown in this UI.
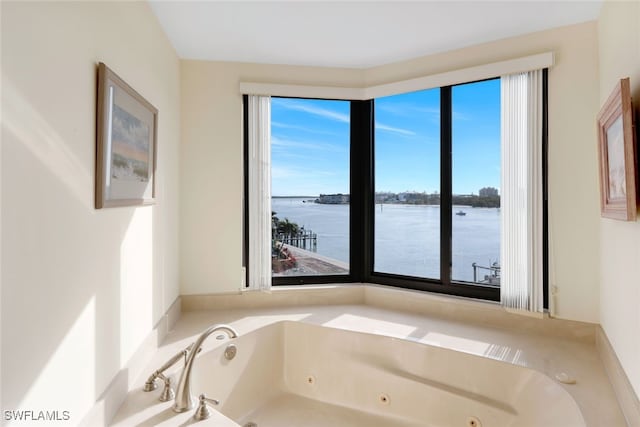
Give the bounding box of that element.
[542,69,549,310]
[440,87,453,286]
[350,100,374,282]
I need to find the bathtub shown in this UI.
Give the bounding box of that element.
[190,321,586,427]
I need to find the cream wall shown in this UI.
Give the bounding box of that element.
[1,1,180,425]
[597,0,640,399]
[180,61,362,294]
[181,23,601,324]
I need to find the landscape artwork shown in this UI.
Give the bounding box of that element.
[110,104,150,183]
[596,77,637,221]
[96,62,157,208]
[605,115,626,200]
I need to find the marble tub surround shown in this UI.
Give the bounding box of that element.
[181,284,364,311]
[597,327,640,427]
[138,321,585,426]
[112,292,626,426]
[110,385,237,426]
[182,284,596,343]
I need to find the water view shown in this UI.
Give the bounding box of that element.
[272,197,500,283]
[270,85,501,285]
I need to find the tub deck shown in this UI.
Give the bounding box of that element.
[110,286,626,427]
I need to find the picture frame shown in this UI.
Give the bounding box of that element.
[596,77,638,221]
[96,62,158,208]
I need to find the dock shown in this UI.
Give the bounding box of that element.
[273,229,317,251]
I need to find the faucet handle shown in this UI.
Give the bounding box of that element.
[193,394,220,421]
[144,343,200,393]
[158,376,175,402]
[183,344,202,366]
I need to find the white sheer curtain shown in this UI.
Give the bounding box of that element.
[500,70,544,313]
[247,95,272,291]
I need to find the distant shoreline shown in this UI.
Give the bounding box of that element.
[272,194,500,208]
[272,195,317,199]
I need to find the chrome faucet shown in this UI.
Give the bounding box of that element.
[172,324,238,413]
[143,343,198,393]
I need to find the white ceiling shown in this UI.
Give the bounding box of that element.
[149,1,603,69]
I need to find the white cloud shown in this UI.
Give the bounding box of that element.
[271,135,346,153]
[272,121,338,136]
[273,99,349,123]
[378,101,471,125]
[375,122,416,136]
[274,99,416,136]
[272,121,306,130]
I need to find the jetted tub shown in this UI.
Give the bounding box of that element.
[190,321,586,427]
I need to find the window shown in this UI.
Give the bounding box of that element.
[451,79,501,285]
[372,80,501,290]
[244,71,547,305]
[270,98,351,279]
[374,88,441,279]
[369,79,502,300]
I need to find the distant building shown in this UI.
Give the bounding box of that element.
[479,187,499,197]
[316,193,350,204]
[375,192,398,203]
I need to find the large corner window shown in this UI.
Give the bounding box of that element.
[244,69,547,306]
[270,98,351,280]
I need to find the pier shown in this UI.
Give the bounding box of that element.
[273,229,317,251]
[472,261,500,286]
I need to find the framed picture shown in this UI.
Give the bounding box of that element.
[596,77,638,221]
[96,62,157,208]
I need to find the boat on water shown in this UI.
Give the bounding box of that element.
[455,210,466,216]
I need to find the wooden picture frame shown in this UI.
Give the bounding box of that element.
[596,77,638,221]
[96,62,158,208]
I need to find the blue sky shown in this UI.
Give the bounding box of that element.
[271,78,500,196]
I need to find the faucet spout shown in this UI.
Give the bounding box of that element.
[172,324,238,412]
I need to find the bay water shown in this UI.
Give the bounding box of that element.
[272,197,500,283]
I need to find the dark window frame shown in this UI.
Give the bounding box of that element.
[246,95,356,286]
[242,72,549,307]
